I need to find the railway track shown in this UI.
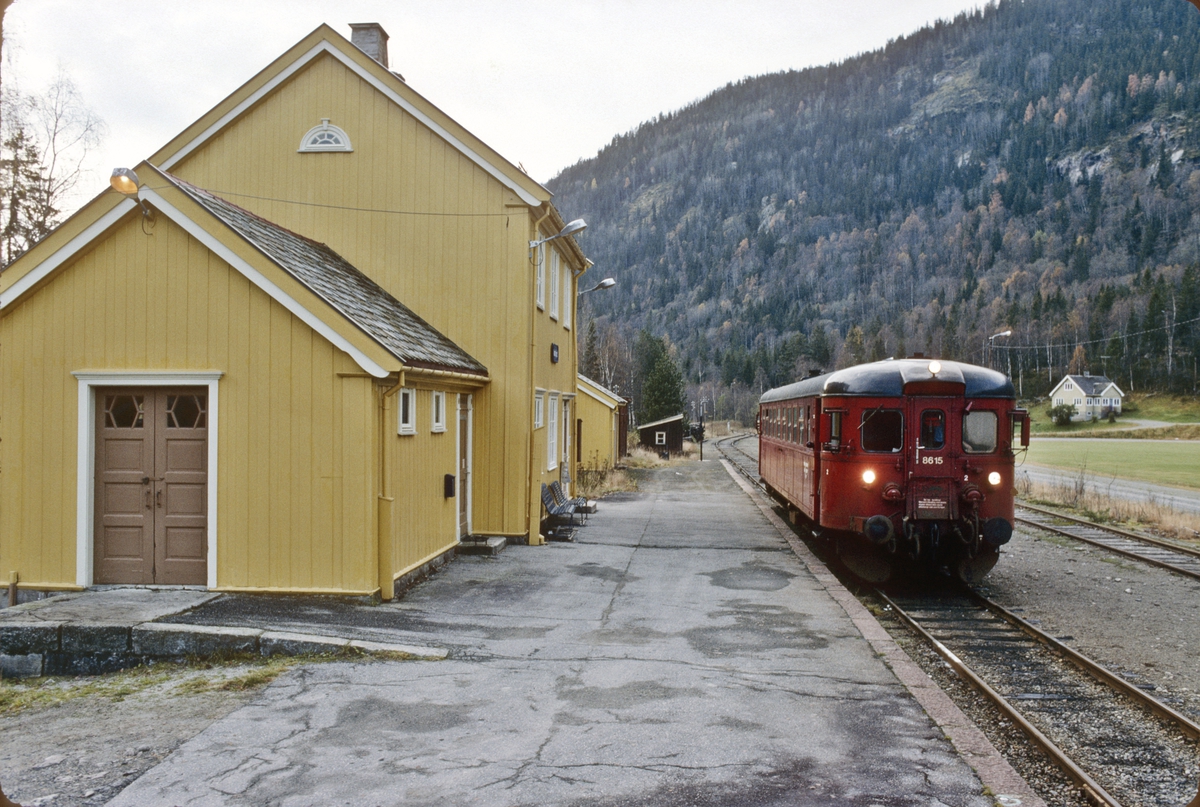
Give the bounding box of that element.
[713,435,1200,806]
[1016,504,1200,582]
[879,589,1200,807]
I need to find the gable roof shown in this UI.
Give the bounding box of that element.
[1,163,487,381]
[165,173,487,378]
[1051,374,1123,398]
[151,24,549,209]
[578,374,625,407]
[638,413,685,430]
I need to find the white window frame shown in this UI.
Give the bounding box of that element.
[399,388,417,435]
[656,431,667,446]
[563,270,572,330]
[562,398,571,466]
[298,118,354,153]
[534,392,544,428]
[536,244,546,310]
[1066,382,1074,390]
[548,394,560,470]
[431,391,446,433]
[549,250,560,321]
[1055,398,1063,406]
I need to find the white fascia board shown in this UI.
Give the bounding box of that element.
[0,199,137,310]
[579,383,618,410]
[160,40,543,207]
[140,187,390,379]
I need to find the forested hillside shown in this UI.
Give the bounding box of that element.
[552,0,1200,421]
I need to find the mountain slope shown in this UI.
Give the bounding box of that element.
[551,0,1200,416]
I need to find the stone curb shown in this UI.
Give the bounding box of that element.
[0,621,449,678]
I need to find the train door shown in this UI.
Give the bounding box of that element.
[906,399,958,521]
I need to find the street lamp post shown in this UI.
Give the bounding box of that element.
[987,329,1012,372]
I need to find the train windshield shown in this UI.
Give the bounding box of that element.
[963,411,998,453]
[861,409,903,452]
[919,410,945,449]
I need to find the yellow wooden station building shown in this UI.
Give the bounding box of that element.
[0,23,593,599]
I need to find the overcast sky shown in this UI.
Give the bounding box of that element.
[5,0,984,215]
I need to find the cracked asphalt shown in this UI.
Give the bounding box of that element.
[108,460,992,807]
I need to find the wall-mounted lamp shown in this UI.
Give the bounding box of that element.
[110,168,155,223]
[530,218,587,250]
[579,277,616,296]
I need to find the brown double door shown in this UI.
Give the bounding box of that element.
[94,388,208,585]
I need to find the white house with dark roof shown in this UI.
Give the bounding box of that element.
[1048,374,1125,421]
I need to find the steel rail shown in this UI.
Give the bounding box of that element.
[1018,502,1200,560]
[1015,508,1200,582]
[877,589,1123,807]
[966,589,1200,741]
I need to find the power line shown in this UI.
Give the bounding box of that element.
[990,314,1200,351]
[143,184,511,218]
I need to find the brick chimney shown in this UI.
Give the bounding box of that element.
[350,23,389,68]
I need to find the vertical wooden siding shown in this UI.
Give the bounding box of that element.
[0,214,378,592]
[171,52,534,537]
[388,388,458,576]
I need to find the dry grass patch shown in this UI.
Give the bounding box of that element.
[1017,472,1200,545]
[577,466,638,498]
[0,653,348,715]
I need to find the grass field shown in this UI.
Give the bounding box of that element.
[1024,438,1200,489]
[1122,393,1200,423]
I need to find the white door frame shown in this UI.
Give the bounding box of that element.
[456,394,473,539]
[72,371,223,588]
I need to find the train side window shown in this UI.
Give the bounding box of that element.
[827,411,843,447]
[962,411,998,453]
[861,409,903,452]
[790,407,797,443]
[918,410,945,450]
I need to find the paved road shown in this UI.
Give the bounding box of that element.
[1016,461,1200,516]
[109,460,992,807]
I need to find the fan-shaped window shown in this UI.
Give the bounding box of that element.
[298,118,353,153]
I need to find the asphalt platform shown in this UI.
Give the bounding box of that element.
[3,458,1042,806]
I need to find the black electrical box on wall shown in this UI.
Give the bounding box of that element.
[550,343,559,363]
[444,474,455,498]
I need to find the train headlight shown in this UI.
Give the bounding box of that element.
[988,471,1002,486]
[862,470,876,485]
[928,360,942,375]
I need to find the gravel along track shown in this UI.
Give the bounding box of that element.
[883,591,1199,807]
[1016,505,1200,581]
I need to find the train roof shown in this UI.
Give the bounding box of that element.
[759,359,1015,403]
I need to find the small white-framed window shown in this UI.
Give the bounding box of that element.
[298,118,353,152]
[536,244,546,310]
[547,394,559,470]
[563,271,572,330]
[398,388,416,435]
[655,431,667,446]
[534,393,544,428]
[1074,398,1082,405]
[1055,398,1063,406]
[432,391,447,433]
[549,250,560,321]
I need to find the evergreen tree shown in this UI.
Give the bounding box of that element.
[640,353,685,424]
[581,320,601,380]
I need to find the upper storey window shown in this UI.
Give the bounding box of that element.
[298,119,354,153]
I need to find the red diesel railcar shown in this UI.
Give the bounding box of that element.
[758,357,1029,583]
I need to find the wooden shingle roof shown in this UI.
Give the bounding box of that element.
[166,174,487,378]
